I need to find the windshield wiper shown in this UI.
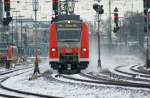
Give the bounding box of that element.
[59,39,79,42]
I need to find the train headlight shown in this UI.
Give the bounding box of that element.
[51,48,56,52]
[82,48,87,52]
[68,20,71,24]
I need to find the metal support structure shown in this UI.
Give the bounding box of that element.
[13,10,20,46]
[146,9,150,68]
[93,1,104,71]
[59,0,76,15]
[66,0,68,15]
[20,18,22,48]
[11,14,13,44]
[108,0,112,52]
[16,14,18,46]
[32,0,38,43]
[119,20,122,54]
[136,23,140,48]
[97,13,101,70]
[0,0,3,23]
[18,15,24,48]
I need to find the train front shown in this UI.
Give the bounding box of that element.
[49,15,89,74]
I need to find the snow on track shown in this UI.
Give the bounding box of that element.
[1,61,150,98]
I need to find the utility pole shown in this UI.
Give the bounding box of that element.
[143,0,150,68]
[18,15,24,47]
[32,0,39,43]
[0,0,3,24]
[108,0,112,52]
[119,20,122,54]
[146,9,150,68]
[20,18,23,48]
[11,14,13,44]
[13,10,20,46]
[97,13,101,69]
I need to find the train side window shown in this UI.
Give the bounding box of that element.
[13,48,18,56]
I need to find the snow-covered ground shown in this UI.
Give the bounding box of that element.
[86,34,144,73]
[1,56,150,98]
[0,35,148,98]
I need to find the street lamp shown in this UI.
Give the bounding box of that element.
[93,3,104,71]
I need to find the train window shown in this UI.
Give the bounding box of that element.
[13,48,18,56]
[57,22,81,41]
[0,43,7,48]
[0,49,7,53]
[58,42,80,48]
[56,21,82,48]
[57,30,81,41]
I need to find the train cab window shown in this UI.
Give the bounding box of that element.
[56,20,82,48]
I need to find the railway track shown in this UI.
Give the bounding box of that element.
[2,63,149,97]
[51,64,150,89]
[65,72,150,88]
[130,65,150,75]
[114,65,150,80]
[0,65,60,98]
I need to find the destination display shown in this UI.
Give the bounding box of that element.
[56,21,82,30]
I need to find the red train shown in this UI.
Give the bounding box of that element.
[0,43,18,68]
[49,15,89,74]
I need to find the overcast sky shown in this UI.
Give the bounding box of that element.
[10,0,144,21]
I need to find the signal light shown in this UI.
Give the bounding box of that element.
[2,17,12,26]
[93,3,104,14]
[53,0,58,11]
[4,0,10,11]
[114,7,119,26]
[113,26,120,33]
[144,9,148,22]
[144,0,150,8]
[53,0,59,16]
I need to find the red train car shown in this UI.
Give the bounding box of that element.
[0,43,18,68]
[49,15,89,74]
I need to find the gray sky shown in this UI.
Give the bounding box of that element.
[10,0,144,21]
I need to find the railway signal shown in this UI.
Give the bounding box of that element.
[93,3,104,14]
[113,7,119,33]
[144,0,150,9]
[93,3,104,70]
[2,17,12,26]
[144,9,148,22]
[114,7,118,26]
[53,0,59,16]
[113,26,120,33]
[144,9,148,33]
[4,0,10,11]
[144,8,150,32]
[2,0,12,26]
